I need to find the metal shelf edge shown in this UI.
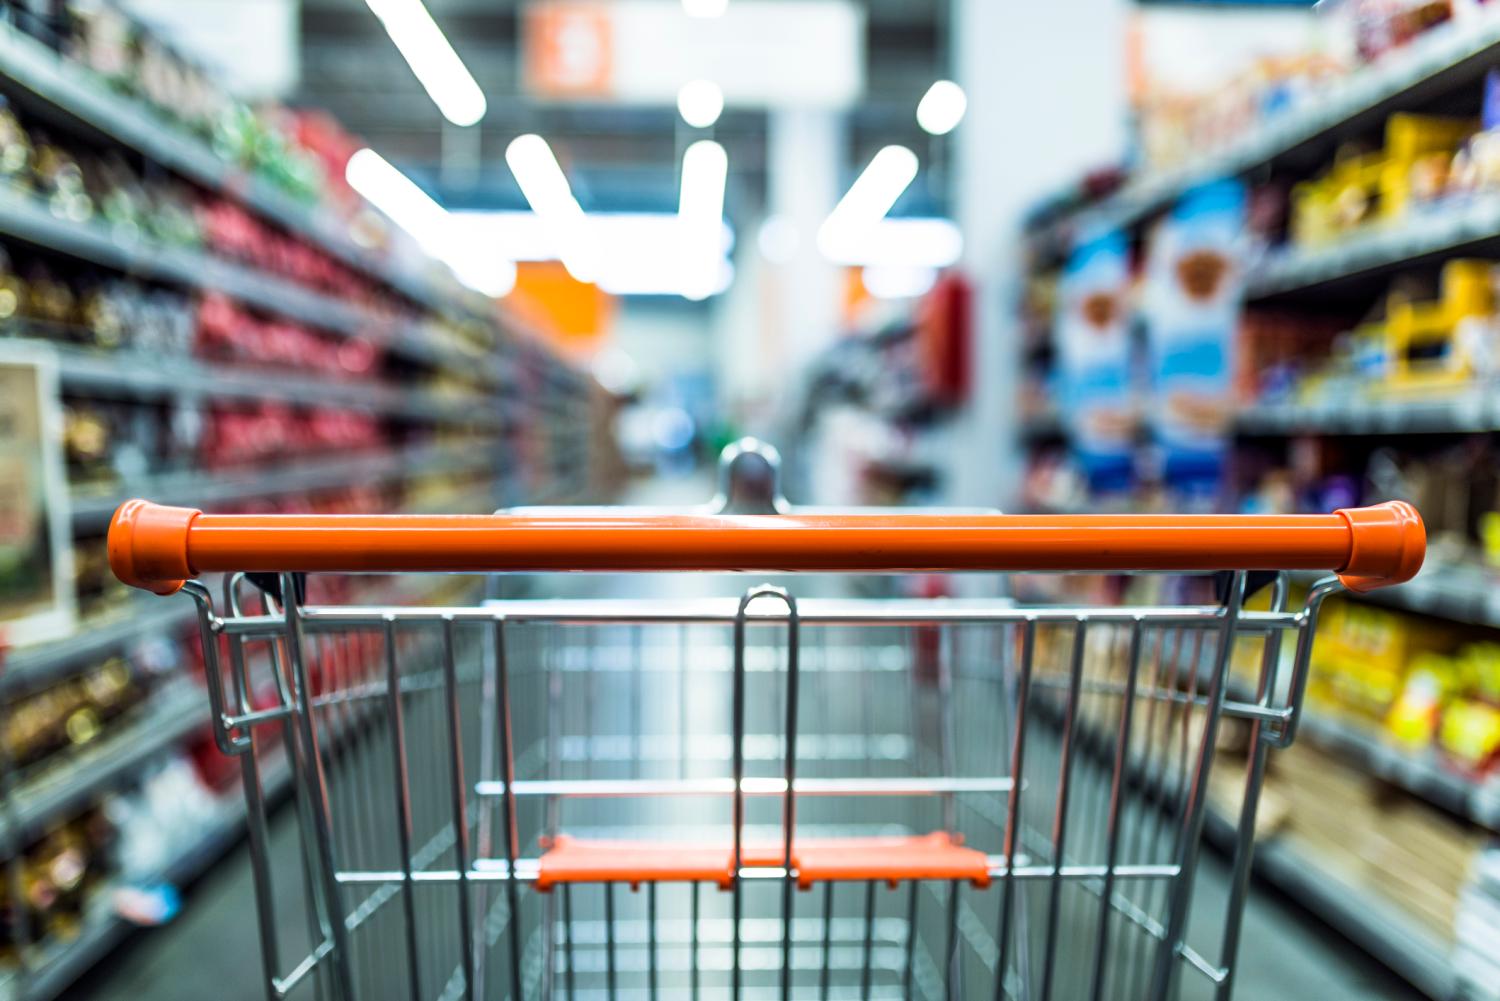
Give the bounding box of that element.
[1203,807,1458,1000]
[2,602,196,695]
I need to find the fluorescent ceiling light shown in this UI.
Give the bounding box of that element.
[682,0,728,16]
[346,148,511,298]
[505,134,596,282]
[678,139,729,301]
[346,148,450,255]
[916,80,967,136]
[448,211,735,298]
[862,265,939,300]
[364,0,486,127]
[817,145,918,261]
[820,217,962,269]
[677,79,724,129]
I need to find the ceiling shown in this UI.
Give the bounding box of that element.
[295,0,951,216]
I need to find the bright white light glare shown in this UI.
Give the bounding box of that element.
[448,211,735,297]
[862,264,939,300]
[682,0,728,16]
[677,79,724,128]
[916,80,967,136]
[820,217,962,268]
[346,148,450,254]
[505,134,596,282]
[346,148,512,298]
[678,139,729,300]
[448,257,516,297]
[364,0,486,126]
[757,216,799,263]
[817,145,918,261]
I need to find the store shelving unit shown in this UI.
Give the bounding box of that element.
[68,442,501,527]
[0,17,466,319]
[2,601,194,695]
[1017,13,1500,1000]
[1198,805,1460,1001]
[0,14,595,1001]
[0,681,205,841]
[0,186,491,382]
[1296,711,1500,833]
[1032,13,1500,252]
[50,343,493,424]
[1247,197,1500,300]
[1234,392,1500,435]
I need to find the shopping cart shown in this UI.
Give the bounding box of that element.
[107,442,1424,1001]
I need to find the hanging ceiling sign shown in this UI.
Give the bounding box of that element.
[524,1,864,108]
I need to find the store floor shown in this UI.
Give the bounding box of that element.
[72,473,1426,1001]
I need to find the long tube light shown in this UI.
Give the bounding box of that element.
[678,139,728,300]
[364,0,486,127]
[346,148,449,254]
[505,134,596,283]
[346,148,514,297]
[817,145,918,261]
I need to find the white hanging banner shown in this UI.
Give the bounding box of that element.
[524,0,864,108]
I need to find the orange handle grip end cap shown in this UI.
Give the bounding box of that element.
[1335,500,1425,593]
[108,499,199,596]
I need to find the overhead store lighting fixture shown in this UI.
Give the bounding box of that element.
[449,211,734,298]
[346,148,450,253]
[677,79,725,129]
[820,217,962,269]
[682,0,729,17]
[678,139,729,301]
[364,0,486,127]
[505,134,596,283]
[817,145,918,261]
[916,80,967,136]
[346,148,514,297]
[862,265,939,300]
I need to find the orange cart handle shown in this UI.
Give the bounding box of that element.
[108,499,1424,596]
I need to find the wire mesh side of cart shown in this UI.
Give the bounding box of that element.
[179,569,1340,1001]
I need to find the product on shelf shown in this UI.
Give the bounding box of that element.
[0,804,116,957]
[1239,260,1500,407]
[62,0,319,202]
[195,403,384,471]
[1290,113,1476,246]
[194,292,378,378]
[0,651,156,779]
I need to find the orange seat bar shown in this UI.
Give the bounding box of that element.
[109,499,1424,596]
[533,833,990,892]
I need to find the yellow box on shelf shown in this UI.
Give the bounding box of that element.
[1309,599,1445,721]
[1385,259,1495,388]
[1291,114,1476,246]
[1381,113,1477,219]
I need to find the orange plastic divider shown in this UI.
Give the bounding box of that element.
[535,837,737,891]
[793,833,990,890]
[532,833,989,892]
